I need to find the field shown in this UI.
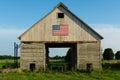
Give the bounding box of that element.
[0,60,120,80]
[0,59,14,69]
[0,69,120,80]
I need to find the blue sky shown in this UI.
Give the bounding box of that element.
[0,0,120,56]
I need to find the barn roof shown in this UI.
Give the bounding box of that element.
[19,2,103,40]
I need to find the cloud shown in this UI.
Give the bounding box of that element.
[0,28,26,55]
[0,28,25,36]
[91,24,120,53]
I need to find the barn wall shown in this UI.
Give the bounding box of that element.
[19,4,102,71]
[20,43,45,71]
[77,41,102,70]
[20,7,98,42]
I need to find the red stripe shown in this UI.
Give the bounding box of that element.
[53,24,69,36]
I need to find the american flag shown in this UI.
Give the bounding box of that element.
[52,24,69,36]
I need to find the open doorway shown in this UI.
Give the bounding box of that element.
[49,48,69,71]
[45,43,77,71]
[30,63,35,71]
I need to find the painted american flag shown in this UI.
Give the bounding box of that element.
[52,24,69,36]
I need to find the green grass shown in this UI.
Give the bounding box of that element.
[49,59,68,71]
[0,59,20,69]
[0,59,14,69]
[49,59,66,63]
[49,59,67,66]
[0,70,120,80]
[102,60,120,64]
[0,60,120,80]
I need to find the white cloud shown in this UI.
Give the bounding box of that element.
[0,28,26,55]
[91,24,120,53]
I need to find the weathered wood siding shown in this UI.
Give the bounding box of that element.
[20,43,45,70]
[77,41,102,70]
[20,7,99,42]
[19,3,103,71]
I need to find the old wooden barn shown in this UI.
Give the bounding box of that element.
[19,2,103,71]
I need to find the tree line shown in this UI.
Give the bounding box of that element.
[0,55,20,60]
[49,48,120,61]
[65,48,120,61]
[49,55,65,60]
[1,48,119,60]
[103,48,120,60]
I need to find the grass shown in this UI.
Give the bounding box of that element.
[49,59,68,71]
[102,60,120,64]
[0,59,20,69]
[49,59,67,64]
[0,70,120,80]
[0,59,14,69]
[0,60,120,80]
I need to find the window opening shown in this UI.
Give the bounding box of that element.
[58,13,64,18]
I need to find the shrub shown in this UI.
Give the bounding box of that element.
[115,51,120,60]
[103,48,114,60]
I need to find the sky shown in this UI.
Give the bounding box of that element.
[0,0,120,56]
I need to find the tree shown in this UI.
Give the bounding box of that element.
[65,48,73,63]
[54,55,61,59]
[103,48,114,60]
[115,51,120,60]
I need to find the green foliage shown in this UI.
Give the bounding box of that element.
[1,70,120,80]
[103,48,114,60]
[0,60,13,69]
[49,59,67,72]
[102,60,120,70]
[50,55,65,60]
[65,48,72,63]
[1,60,120,80]
[115,51,120,60]
[65,48,73,69]
[0,59,20,69]
[0,55,20,60]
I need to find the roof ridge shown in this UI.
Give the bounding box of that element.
[54,2,68,10]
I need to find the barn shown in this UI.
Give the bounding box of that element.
[19,2,103,71]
